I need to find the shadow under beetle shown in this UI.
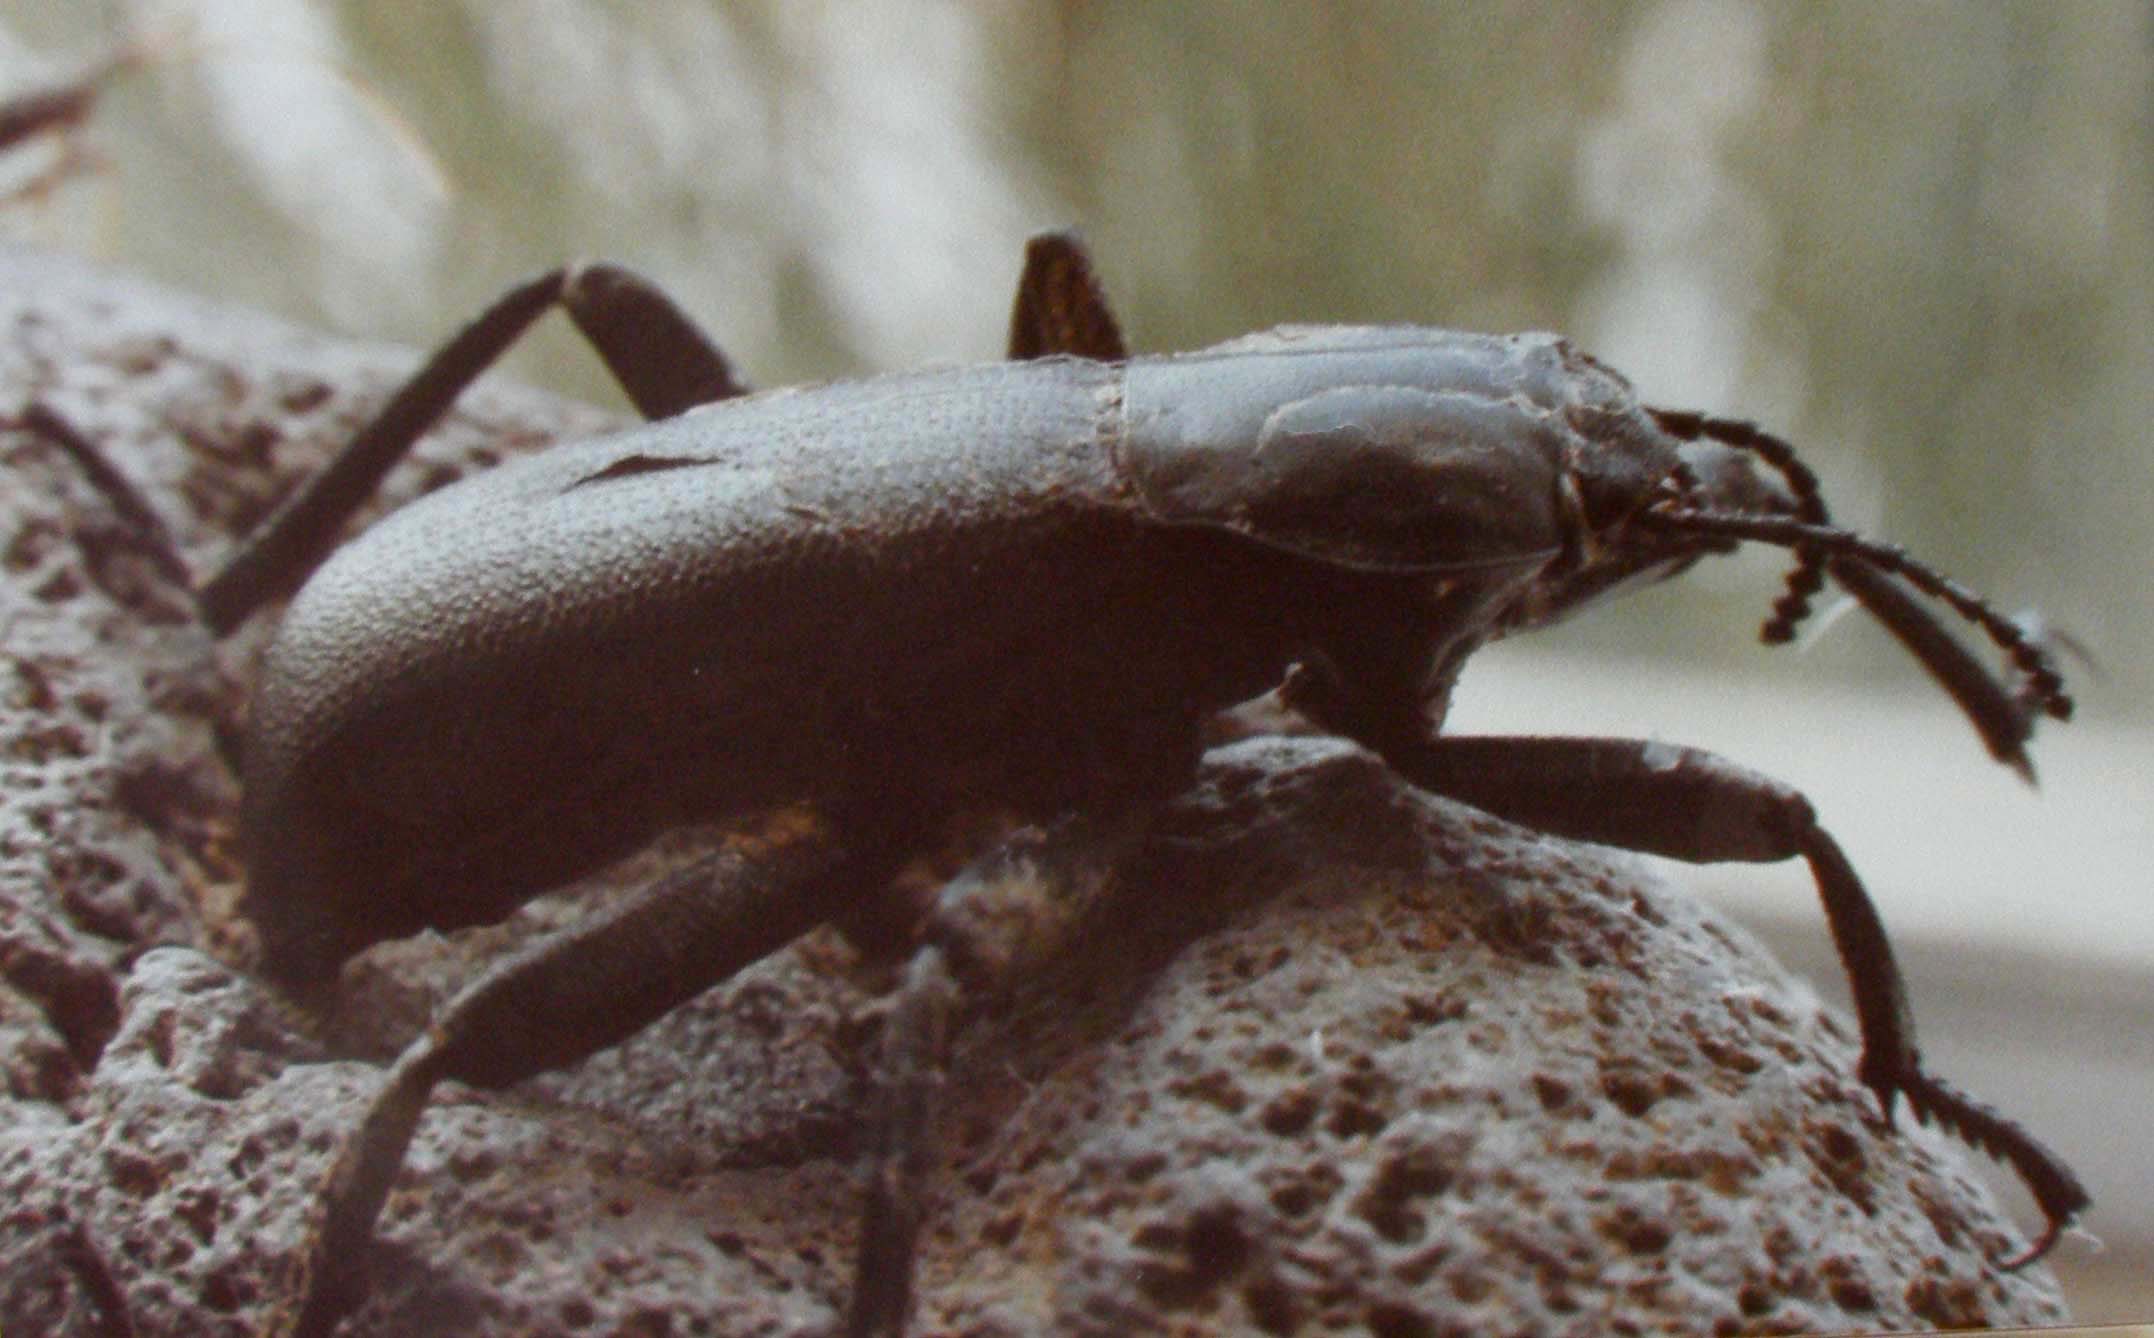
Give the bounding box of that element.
[189,233,2086,1335]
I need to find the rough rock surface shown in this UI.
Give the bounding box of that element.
[0,245,2070,1335]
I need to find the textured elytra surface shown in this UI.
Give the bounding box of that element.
[0,245,2069,1335]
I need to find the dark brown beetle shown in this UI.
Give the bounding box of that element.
[191,235,2081,1336]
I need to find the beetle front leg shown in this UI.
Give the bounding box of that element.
[1367,732,2087,1266]
[276,812,867,1338]
[199,261,748,633]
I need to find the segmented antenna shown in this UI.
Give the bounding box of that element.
[1639,506,2073,722]
[1649,408,1828,643]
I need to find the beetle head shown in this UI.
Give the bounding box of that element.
[1503,419,1809,631]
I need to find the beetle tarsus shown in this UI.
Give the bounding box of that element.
[14,399,192,589]
[1891,1070,2088,1269]
[279,827,859,1331]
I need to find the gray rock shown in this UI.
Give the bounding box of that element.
[0,245,2068,1335]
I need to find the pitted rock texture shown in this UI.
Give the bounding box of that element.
[908,738,2070,1335]
[0,245,2070,1335]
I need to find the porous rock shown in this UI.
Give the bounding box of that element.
[909,737,2071,1335]
[0,245,2069,1335]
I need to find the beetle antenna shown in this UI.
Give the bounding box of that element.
[1638,505,2072,722]
[1648,408,1828,643]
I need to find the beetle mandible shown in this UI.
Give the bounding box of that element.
[193,234,2085,1336]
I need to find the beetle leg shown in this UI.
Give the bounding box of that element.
[1006,231,1128,363]
[199,262,748,634]
[275,813,865,1338]
[847,943,959,1338]
[1367,732,2086,1267]
[846,815,1147,1338]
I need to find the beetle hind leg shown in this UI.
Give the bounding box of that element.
[271,816,864,1337]
[199,261,749,634]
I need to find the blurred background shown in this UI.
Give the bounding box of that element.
[1,0,2147,1322]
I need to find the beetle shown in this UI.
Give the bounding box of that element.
[190,234,2085,1336]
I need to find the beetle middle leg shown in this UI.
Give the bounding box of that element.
[275,809,875,1338]
[1006,231,1128,363]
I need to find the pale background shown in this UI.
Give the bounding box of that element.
[1,0,2147,1322]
